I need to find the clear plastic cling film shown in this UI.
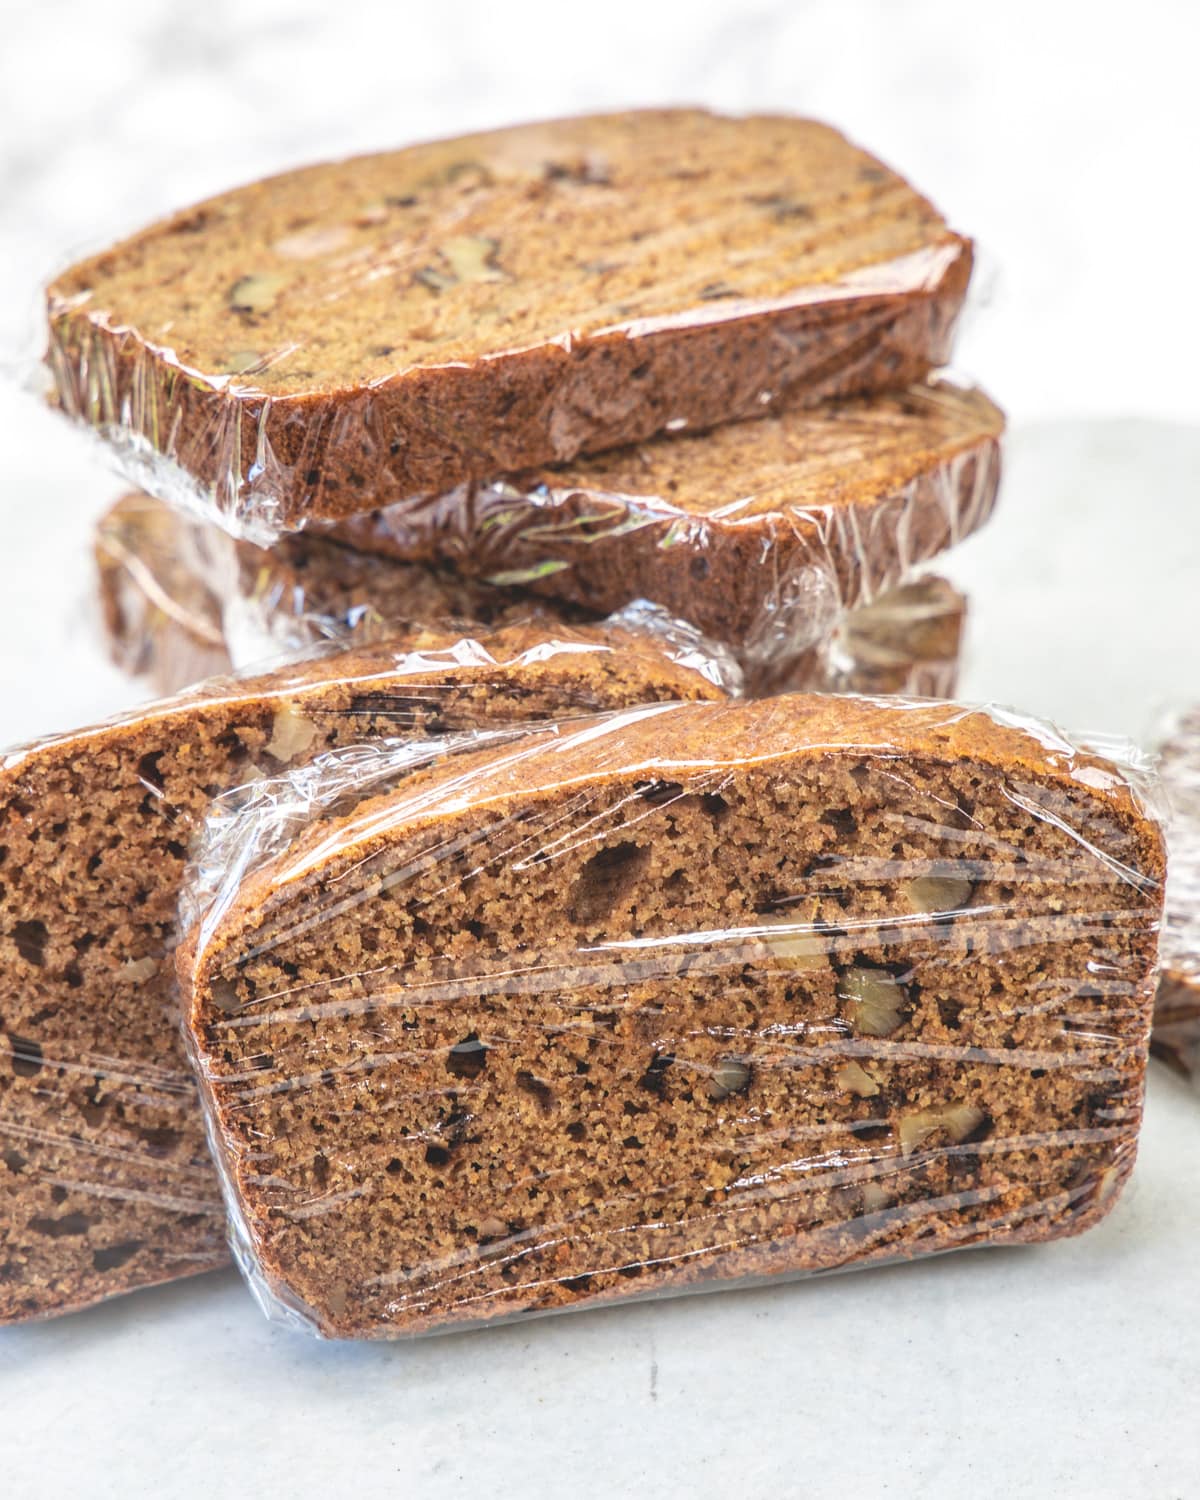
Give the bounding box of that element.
[177,694,1165,1340]
[94,491,233,692]
[1152,706,1200,1086]
[0,618,730,1323]
[95,492,965,702]
[322,376,1002,669]
[40,111,974,539]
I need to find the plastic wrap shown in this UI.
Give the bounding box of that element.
[321,377,1000,666]
[95,492,596,694]
[1152,708,1200,1085]
[0,624,727,1323]
[178,695,1165,1340]
[96,493,965,702]
[95,492,234,689]
[750,574,967,699]
[42,110,972,540]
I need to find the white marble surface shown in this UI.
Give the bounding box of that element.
[1,3,1199,1496]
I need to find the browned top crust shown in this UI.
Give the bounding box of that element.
[46,110,972,529]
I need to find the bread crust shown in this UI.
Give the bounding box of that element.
[46,111,971,532]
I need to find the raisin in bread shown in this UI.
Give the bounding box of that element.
[327,378,1002,661]
[178,695,1163,1339]
[0,626,723,1322]
[47,111,972,533]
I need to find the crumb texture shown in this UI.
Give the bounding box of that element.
[0,626,717,1322]
[47,111,971,528]
[180,695,1164,1340]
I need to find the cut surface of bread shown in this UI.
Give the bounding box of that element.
[47,111,971,532]
[0,626,721,1322]
[179,696,1163,1339]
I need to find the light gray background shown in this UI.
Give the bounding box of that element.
[0,3,1198,1496]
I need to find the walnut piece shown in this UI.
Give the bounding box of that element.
[897,1103,987,1156]
[758,913,829,972]
[267,701,319,762]
[116,956,159,983]
[709,1058,752,1100]
[416,235,507,291]
[903,875,973,914]
[839,966,908,1036]
[835,1060,880,1097]
[441,234,506,283]
[229,272,288,314]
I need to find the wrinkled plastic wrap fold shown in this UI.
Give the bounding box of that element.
[96,493,965,701]
[0,624,726,1323]
[42,111,972,539]
[178,695,1165,1340]
[1152,708,1200,1086]
[95,492,233,687]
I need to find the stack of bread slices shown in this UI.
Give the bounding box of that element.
[0,111,1169,1336]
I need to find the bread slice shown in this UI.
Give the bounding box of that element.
[178,696,1164,1339]
[47,111,972,533]
[327,379,1001,659]
[1152,709,1200,1084]
[95,492,592,694]
[0,627,723,1322]
[96,494,967,701]
[1153,976,1200,1083]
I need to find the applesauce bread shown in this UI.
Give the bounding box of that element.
[95,494,966,701]
[179,695,1164,1339]
[0,626,723,1322]
[47,110,972,532]
[326,378,1002,659]
[97,492,966,700]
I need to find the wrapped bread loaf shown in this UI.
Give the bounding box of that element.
[179,695,1164,1339]
[0,626,723,1322]
[46,111,972,535]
